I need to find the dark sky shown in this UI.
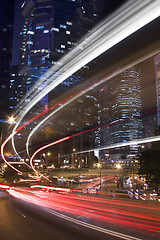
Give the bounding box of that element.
[95,0,127,22]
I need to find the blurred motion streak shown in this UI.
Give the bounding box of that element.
[7,188,160,238]
[11,0,160,159]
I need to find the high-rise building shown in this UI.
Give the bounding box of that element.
[15,0,97,111]
[99,67,142,165]
[0,0,15,118]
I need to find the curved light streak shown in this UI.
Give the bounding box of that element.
[12,0,160,158]
[1,131,22,175]
[30,136,70,175]
[29,120,160,173]
[74,135,160,155]
[16,0,160,111]
[26,48,160,157]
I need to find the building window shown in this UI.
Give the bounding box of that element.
[66,21,72,26]
[36,26,44,30]
[43,30,49,33]
[60,24,67,29]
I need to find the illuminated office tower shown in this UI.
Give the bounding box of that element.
[109,67,142,162]
[17,0,97,108]
[0,0,15,117]
[98,67,142,164]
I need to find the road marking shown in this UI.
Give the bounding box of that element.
[40,206,143,240]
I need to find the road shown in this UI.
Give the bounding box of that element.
[0,189,160,240]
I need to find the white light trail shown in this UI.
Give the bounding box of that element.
[73,135,160,155]
[11,0,160,159]
[26,48,160,157]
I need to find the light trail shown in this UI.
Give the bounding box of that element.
[0,184,10,189]
[12,0,160,159]
[29,136,70,176]
[29,124,160,174]
[7,188,160,239]
[26,48,160,157]
[0,131,23,175]
[30,185,71,193]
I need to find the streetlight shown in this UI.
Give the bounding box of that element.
[8,116,16,124]
[116,164,121,169]
[97,163,102,189]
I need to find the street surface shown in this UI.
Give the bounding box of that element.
[0,189,159,240]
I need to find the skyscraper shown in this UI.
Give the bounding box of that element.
[0,0,15,118]
[99,67,142,164]
[15,0,97,110]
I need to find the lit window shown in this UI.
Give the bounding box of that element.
[66,31,70,35]
[66,21,72,26]
[27,41,33,45]
[51,27,59,32]
[36,26,44,30]
[27,31,34,35]
[61,45,65,48]
[43,30,49,33]
[60,24,67,29]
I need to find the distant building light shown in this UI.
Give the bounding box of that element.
[27,41,33,45]
[27,31,34,35]
[36,26,44,30]
[61,45,65,48]
[66,21,72,26]
[43,30,49,33]
[66,31,70,35]
[60,24,67,29]
[21,1,25,8]
[51,27,59,32]
[11,74,15,76]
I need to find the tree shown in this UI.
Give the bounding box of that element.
[139,127,160,190]
[139,149,160,190]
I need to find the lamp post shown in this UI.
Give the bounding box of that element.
[97,163,102,189]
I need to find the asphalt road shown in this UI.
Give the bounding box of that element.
[0,190,159,240]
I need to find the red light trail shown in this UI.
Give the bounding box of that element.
[7,188,160,239]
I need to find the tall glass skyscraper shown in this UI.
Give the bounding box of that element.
[99,67,142,164]
[16,0,97,110]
